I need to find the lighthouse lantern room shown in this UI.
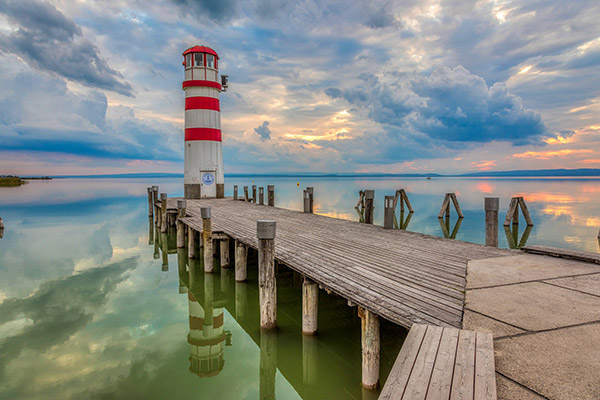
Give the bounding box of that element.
[182,45,228,198]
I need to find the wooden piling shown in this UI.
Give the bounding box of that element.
[307,187,314,213]
[303,189,311,213]
[235,240,248,282]
[485,197,499,247]
[360,307,380,390]
[188,226,196,259]
[176,199,186,248]
[439,193,464,219]
[383,195,394,229]
[259,187,265,205]
[302,277,319,335]
[244,186,249,202]
[268,185,275,206]
[364,190,375,224]
[220,237,230,268]
[233,185,238,200]
[257,220,277,329]
[201,207,213,273]
[147,187,153,217]
[152,186,159,223]
[216,183,225,199]
[252,185,257,203]
[160,193,167,233]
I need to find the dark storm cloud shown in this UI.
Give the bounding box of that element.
[327,66,546,147]
[254,121,272,141]
[0,0,133,96]
[0,259,137,381]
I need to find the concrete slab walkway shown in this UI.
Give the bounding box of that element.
[464,253,600,400]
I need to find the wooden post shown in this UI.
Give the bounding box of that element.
[0,216,4,238]
[220,237,230,268]
[147,187,153,217]
[201,207,213,273]
[302,277,318,335]
[252,185,257,203]
[216,183,224,199]
[518,197,534,226]
[259,187,265,205]
[176,200,187,248]
[188,227,196,259]
[160,193,167,233]
[257,220,277,329]
[244,186,249,202]
[383,195,394,229]
[303,189,310,213]
[233,185,238,200]
[307,187,314,213]
[152,186,159,224]
[364,190,375,224]
[235,240,248,282]
[360,307,380,390]
[268,185,275,206]
[485,197,499,247]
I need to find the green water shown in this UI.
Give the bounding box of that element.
[0,176,598,399]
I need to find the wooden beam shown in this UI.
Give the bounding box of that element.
[220,237,230,268]
[302,277,319,335]
[360,307,380,390]
[201,207,213,273]
[176,199,187,248]
[235,240,247,281]
[258,220,277,329]
[485,197,499,247]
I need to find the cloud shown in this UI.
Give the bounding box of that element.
[254,121,271,141]
[169,0,239,22]
[0,0,133,96]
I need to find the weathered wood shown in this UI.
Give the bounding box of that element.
[188,226,196,259]
[160,193,168,233]
[518,197,534,226]
[303,189,311,213]
[220,237,230,268]
[403,325,443,398]
[147,187,153,217]
[244,186,249,202]
[233,185,238,201]
[267,185,275,206]
[360,307,380,389]
[438,194,451,219]
[485,197,499,247]
[302,277,319,335]
[258,220,277,329]
[216,183,224,199]
[426,327,460,400]
[259,187,264,205]
[152,186,159,224]
[307,187,314,213]
[450,193,464,218]
[364,190,375,224]
[201,207,213,273]
[522,245,600,265]
[235,239,248,281]
[503,197,519,227]
[384,195,394,229]
[450,330,476,399]
[399,189,414,213]
[474,331,497,400]
[252,185,257,203]
[177,199,187,248]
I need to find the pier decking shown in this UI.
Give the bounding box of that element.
[169,197,512,329]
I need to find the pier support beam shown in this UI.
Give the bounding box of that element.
[147,187,153,217]
[244,186,249,202]
[233,185,238,200]
[176,200,186,248]
[220,237,230,268]
[252,185,257,203]
[302,277,319,335]
[259,187,265,205]
[364,190,375,224]
[188,227,196,259]
[303,187,314,213]
[258,220,277,329]
[201,207,213,273]
[152,186,159,224]
[383,195,394,229]
[160,193,168,233]
[235,240,248,282]
[359,307,380,390]
[485,197,499,247]
[268,185,275,206]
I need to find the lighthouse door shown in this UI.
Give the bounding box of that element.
[200,170,217,198]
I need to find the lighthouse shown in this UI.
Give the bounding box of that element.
[182,45,228,198]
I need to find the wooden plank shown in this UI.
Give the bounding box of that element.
[522,245,600,265]
[438,194,450,219]
[402,325,444,399]
[379,324,429,399]
[517,197,534,226]
[426,327,460,400]
[449,330,476,400]
[503,197,518,227]
[450,193,464,218]
[474,331,496,400]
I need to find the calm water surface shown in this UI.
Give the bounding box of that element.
[0,177,598,399]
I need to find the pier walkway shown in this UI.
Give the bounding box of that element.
[169,197,511,329]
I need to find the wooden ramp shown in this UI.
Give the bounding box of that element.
[379,324,496,400]
[169,198,512,329]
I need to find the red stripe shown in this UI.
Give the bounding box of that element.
[185,97,220,111]
[182,80,222,90]
[185,128,222,141]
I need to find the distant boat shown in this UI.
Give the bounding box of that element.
[426,177,431,180]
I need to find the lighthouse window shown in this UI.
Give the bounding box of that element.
[185,53,191,68]
[194,53,203,67]
[206,54,215,69]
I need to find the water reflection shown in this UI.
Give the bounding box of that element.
[504,224,533,249]
[438,216,463,239]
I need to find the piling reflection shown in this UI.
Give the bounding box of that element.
[260,329,278,400]
[504,224,533,249]
[397,210,412,230]
[148,216,154,245]
[438,216,463,239]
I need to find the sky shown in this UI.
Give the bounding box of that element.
[0,0,599,175]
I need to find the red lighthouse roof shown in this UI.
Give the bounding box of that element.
[182,45,219,59]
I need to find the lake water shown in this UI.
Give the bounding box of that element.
[0,176,598,399]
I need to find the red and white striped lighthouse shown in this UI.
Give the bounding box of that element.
[182,45,228,198]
